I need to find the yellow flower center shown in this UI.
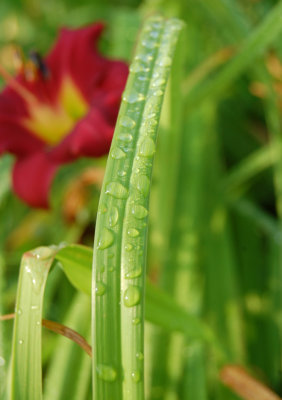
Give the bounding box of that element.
[23,77,89,145]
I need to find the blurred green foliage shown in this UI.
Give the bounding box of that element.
[0,0,281,399]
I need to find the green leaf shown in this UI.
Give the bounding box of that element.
[56,245,92,296]
[224,144,280,196]
[91,16,184,400]
[56,244,215,343]
[9,247,56,400]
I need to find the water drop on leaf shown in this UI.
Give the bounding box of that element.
[139,137,156,157]
[97,364,117,382]
[131,370,141,383]
[111,147,126,159]
[131,204,148,219]
[98,228,114,250]
[120,116,136,129]
[105,182,128,199]
[95,282,106,296]
[125,267,142,279]
[124,286,140,307]
[108,207,119,227]
[127,228,140,237]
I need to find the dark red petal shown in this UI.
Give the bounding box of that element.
[50,107,114,162]
[0,121,44,157]
[90,60,128,124]
[46,23,106,102]
[0,87,29,119]
[97,60,129,93]
[0,86,45,156]
[12,153,58,209]
[69,108,113,157]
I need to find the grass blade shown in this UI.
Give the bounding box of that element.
[186,0,282,107]
[91,16,184,400]
[56,244,214,344]
[9,247,56,400]
[224,144,279,196]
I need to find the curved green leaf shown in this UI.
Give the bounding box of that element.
[9,247,56,400]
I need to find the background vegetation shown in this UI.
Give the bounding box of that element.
[0,0,281,399]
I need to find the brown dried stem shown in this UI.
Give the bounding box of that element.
[220,365,281,400]
[0,313,92,357]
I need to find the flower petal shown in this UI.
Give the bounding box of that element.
[12,153,58,208]
[46,24,106,102]
[0,88,44,156]
[51,107,114,161]
[0,23,129,209]
[0,121,45,156]
[47,24,128,103]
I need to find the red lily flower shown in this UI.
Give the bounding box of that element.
[0,23,128,208]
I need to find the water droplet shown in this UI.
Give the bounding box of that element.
[153,89,164,96]
[95,282,106,296]
[137,74,149,81]
[24,257,47,293]
[122,147,133,154]
[124,286,140,307]
[152,78,165,87]
[17,308,22,315]
[139,137,156,157]
[97,364,117,382]
[125,267,142,279]
[150,30,159,38]
[131,205,148,219]
[31,247,54,259]
[31,305,39,310]
[132,370,141,383]
[157,56,172,67]
[108,207,119,227]
[111,147,126,159]
[97,265,105,274]
[98,228,114,250]
[123,91,145,104]
[105,182,128,199]
[142,39,158,49]
[18,339,24,345]
[136,352,144,360]
[119,133,133,142]
[120,116,136,129]
[0,356,5,366]
[118,170,126,177]
[125,243,133,252]
[130,62,149,73]
[133,317,141,325]
[127,228,139,237]
[132,175,150,196]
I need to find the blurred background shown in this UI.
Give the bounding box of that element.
[0,0,281,399]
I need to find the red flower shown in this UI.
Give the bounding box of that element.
[0,23,128,208]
